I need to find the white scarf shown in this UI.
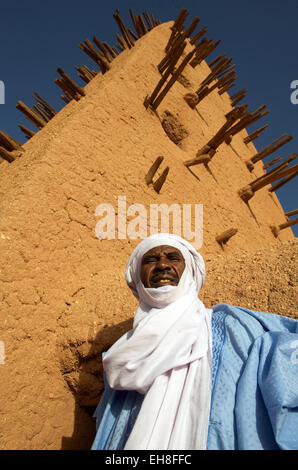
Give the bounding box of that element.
[103,234,213,450]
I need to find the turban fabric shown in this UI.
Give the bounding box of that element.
[103,234,213,450]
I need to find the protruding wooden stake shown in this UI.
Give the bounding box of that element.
[33,92,56,119]
[270,218,298,237]
[129,8,141,38]
[190,39,221,68]
[76,66,97,83]
[190,26,207,45]
[285,209,298,218]
[245,134,293,170]
[18,124,36,139]
[145,156,164,185]
[158,35,186,73]
[57,68,86,98]
[196,70,236,103]
[231,89,247,106]
[32,104,49,123]
[16,100,47,129]
[243,124,268,144]
[165,8,188,52]
[153,166,170,193]
[0,146,21,162]
[79,40,110,73]
[145,41,186,108]
[216,228,238,247]
[192,105,246,158]
[263,157,282,170]
[113,10,134,49]
[102,41,118,59]
[0,130,23,152]
[218,81,235,95]
[208,54,225,68]
[239,164,298,202]
[55,78,80,101]
[93,36,113,62]
[183,92,199,108]
[196,57,233,93]
[151,46,199,109]
[228,106,269,139]
[269,169,298,192]
[184,154,211,168]
[136,14,148,36]
[143,11,153,30]
[61,95,71,105]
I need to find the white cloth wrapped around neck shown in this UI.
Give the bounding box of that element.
[102,233,213,450]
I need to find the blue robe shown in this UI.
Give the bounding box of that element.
[91,304,298,450]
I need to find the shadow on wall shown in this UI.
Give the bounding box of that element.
[60,318,133,450]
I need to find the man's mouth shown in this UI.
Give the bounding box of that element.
[150,274,178,285]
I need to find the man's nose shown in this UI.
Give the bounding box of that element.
[155,257,171,269]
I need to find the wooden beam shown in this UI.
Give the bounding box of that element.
[129,8,141,38]
[239,164,298,202]
[55,78,79,101]
[190,26,207,45]
[269,169,298,192]
[57,67,86,97]
[143,12,153,30]
[61,95,71,105]
[113,11,134,49]
[93,36,113,62]
[271,218,298,237]
[145,156,164,185]
[18,124,36,139]
[33,92,56,117]
[102,41,118,59]
[158,35,185,73]
[285,209,298,217]
[183,154,211,168]
[263,157,282,170]
[216,228,238,246]
[165,8,188,52]
[247,134,293,169]
[208,54,225,68]
[153,166,170,193]
[145,41,186,108]
[151,46,199,109]
[0,130,23,152]
[243,124,268,144]
[0,146,18,162]
[16,100,47,129]
[33,104,51,122]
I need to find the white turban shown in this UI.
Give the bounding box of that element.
[125,233,206,309]
[103,233,212,450]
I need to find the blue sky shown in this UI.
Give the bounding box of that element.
[0,0,297,235]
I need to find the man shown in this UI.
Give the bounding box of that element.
[91,233,298,450]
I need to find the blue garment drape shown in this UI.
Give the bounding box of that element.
[91,304,298,450]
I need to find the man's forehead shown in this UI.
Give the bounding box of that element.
[142,245,183,258]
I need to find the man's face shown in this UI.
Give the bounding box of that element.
[140,245,186,288]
